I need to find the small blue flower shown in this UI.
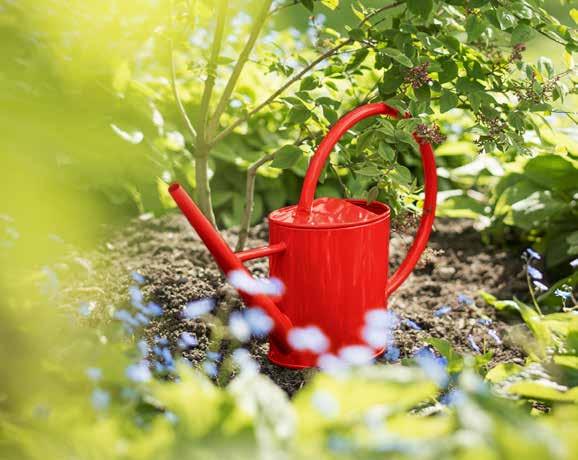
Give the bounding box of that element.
[554,289,572,300]
[144,302,163,317]
[477,318,493,326]
[527,266,543,280]
[78,302,94,317]
[86,367,102,381]
[164,411,178,424]
[131,272,145,284]
[207,351,222,362]
[91,388,110,411]
[524,248,541,260]
[135,312,150,326]
[137,340,149,356]
[126,361,152,383]
[129,286,143,307]
[488,329,502,345]
[457,294,474,305]
[440,389,465,407]
[244,308,274,337]
[533,280,548,292]
[414,347,448,387]
[178,332,198,349]
[403,318,422,331]
[384,345,400,362]
[203,361,218,377]
[183,299,215,319]
[156,337,169,347]
[467,334,481,353]
[434,305,451,317]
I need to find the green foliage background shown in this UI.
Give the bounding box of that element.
[1,0,578,458]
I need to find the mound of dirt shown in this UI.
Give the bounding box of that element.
[64,213,527,396]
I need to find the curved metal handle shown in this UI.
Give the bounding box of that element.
[296,102,437,296]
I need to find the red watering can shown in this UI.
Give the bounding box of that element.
[169,102,437,369]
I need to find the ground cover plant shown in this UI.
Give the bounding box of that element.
[1,0,578,459]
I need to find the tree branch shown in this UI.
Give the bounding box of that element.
[197,0,228,144]
[235,152,275,251]
[169,39,197,144]
[207,0,273,139]
[210,1,404,146]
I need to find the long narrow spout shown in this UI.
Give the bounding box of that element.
[168,183,292,352]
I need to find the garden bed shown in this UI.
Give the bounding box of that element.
[67,213,528,395]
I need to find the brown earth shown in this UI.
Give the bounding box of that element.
[63,213,528,396]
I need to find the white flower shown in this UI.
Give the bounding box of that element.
[287,326,329,353]
[317,353,348,374]
[182,298,215,319]
[126,361,151,383]
[339,345,375,366]
[311,390,339,418]
[227,270,285,296]
[245,307,274,336]
[229,311,251,342]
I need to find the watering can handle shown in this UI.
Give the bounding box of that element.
[296,102,437,297]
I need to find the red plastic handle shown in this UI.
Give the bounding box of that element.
[297,102,437,296]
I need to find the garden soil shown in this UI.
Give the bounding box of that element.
[65,213,529,396]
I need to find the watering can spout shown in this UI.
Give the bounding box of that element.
[168,183,293,353]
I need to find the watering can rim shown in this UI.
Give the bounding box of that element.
[268,197,390,230]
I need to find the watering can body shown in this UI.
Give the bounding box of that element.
[170,103,437,369]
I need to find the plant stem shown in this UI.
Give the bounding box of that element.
[526,269,544,316]
[169,39,197,144]
[207,0,273,139]
[194,0,228,224]
[235,153,275,251]
[195,143,217,226]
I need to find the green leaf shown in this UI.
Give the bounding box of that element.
[271,145,303,169]
[465,14,487,42]
[512,23,533,45]
[299,75,319,91]
[426,338,464,373]
[438,59,458,84]
[524,155,578,193]
[300,0,314,11]
[507,381,578,402]
[496,8,518,30]
[377,142,395,162]
[382,48,413,68]
[287,105,311,124]
[440,90,459,113]
[346,48,369,71]
[407,0,433,19]
[321,0,339,10]
[571,8,578,25]
[355,164,381,177]
[486,363,523,383]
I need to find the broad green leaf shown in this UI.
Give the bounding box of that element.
[407,0,433,19]
[440,90,459,113]
[299,75,319,91]
[486,363,523,383]
[287,105,311,124]
[382,48,413,68]
[271,145,303,169]
[465,15,487,41]
[524,154,578,193]
[507,381,578,402]
[438,59,458,84]
[355,164,381,177]
[496,8,517,30]
[512,23,533,45]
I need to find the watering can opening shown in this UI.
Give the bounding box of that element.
[269,197,390,229]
